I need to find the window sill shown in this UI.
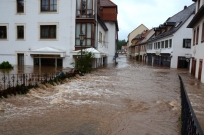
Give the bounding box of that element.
[16,39,25,41]
[16,13,25,15]
[39,39,57,41]
[0,39,8,41]
[40,11,58,14]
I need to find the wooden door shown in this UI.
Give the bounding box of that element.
[198,60,203,81]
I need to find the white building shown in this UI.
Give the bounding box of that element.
[188,0,204,83]
[0,0,118,68]
[146,4,195,68]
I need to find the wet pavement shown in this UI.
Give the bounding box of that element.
[0,54,203,135]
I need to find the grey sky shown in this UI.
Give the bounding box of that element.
[111,0,194,40]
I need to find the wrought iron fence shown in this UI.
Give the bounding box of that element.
[0,71,77,98]
[178,75,204,135]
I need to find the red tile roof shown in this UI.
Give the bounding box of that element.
[100,0,117,7]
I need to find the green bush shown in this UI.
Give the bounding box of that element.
[0,61,13,69]
[71,51,95,73]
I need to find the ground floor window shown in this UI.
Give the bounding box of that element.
[34,58,62,67]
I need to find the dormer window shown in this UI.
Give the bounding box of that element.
[76,0,94,18]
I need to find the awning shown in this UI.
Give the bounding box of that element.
[28,47,66,57]
[70,48,106,58]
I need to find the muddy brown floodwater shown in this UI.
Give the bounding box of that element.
[0,55,191,135]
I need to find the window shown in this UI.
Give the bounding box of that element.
[193,29,196,45]
[202,22,204,42]
[99,31,102,43]
[76,0,94,18]
[17,26,24,39]
[158,42,160,49]
[183,39,191,48]
[17,0,24,13]
[154,43,156,49]
[41,0,57,12]
[196,26,199,45]
[0,26,7,39]
[165,40,168,48]
[169,39,172,48]
[161,41,164,48]
[40,25,56,38]
[75,23,95,46]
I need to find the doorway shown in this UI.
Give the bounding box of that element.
[191,58,196,77]
[198,59,203,81]
[18,53,24,66]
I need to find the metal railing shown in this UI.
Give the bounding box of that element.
[178,75,204,135]
[0,71,77,98]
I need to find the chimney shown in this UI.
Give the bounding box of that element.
[184,6,187,10]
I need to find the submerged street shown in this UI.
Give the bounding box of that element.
[0,55,203,135]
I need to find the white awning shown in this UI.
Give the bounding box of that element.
[29,47,66,57]
[70,48,106,58]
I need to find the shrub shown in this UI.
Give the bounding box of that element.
[0,61,13,69]
[71,50,95,73]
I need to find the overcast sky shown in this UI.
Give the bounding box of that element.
[111,0,194,40]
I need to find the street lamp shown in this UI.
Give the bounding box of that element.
[79,31,85,72]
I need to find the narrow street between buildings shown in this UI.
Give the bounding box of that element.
[0,54,203,135]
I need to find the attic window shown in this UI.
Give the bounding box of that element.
[175,21,182,27]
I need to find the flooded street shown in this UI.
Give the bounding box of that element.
[0,55,194,135]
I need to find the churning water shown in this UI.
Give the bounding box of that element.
[0,55,191,135]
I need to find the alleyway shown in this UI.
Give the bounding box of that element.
[0,54,203,135]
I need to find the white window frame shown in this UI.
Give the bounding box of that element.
[38,22,59,41]
[15,0,26,15]
[15,23,26,41]
[0,24,9,41]
[38,0,59,14]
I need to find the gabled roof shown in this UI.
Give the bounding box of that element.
[128,24,149,37]
[100,0,117,7]
[148,3,195,42]
[188,4,204,28]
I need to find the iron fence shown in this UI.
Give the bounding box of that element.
[0,71,77,98]
[178,75,204,135]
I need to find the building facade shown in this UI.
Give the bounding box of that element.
[127,24,148,58]
[0,0,118,68]
[188,0,204,83]
[146,4,195,68]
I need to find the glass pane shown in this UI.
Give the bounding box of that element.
[41,26,48,38]
[50,26,56,38]
[87,39,91,46]
[0,26,6,38]
[76,24,80,38]
[82,0,86,9]
[50,0,54,4]
[53,5,57,11]
[76,39,80,46]
[82,24,86,36]
[87,0,92,9]
[87,23,91,38]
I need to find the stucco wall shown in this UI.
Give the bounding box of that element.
[0,0,76,67]
[189,16,204,83]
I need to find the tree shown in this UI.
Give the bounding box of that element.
[117,39,127,50]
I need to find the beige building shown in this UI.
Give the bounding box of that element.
[127,24,148,58]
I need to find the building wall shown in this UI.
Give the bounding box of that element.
[127,24,148,56]
[0,0,76,67]
[172,15,194,68]
[105,22,117,63]
[190,16,204,83]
